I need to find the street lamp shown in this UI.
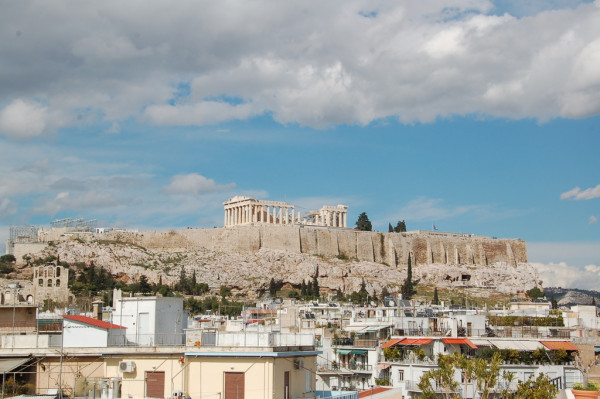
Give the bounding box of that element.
[7,283,21,350]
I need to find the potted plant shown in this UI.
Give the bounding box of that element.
[571,382,600,399]
[573,354,599,398]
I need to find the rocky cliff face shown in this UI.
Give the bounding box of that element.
[34,234,541,298]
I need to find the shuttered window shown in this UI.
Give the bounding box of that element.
[146,371,165,398]
[225,372,245,399]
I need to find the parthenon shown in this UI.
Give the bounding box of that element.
[223,196,348,228]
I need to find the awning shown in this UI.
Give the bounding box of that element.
[594,346,600,352]
[375,363,391,371]
[540,341,579,351]
[0,358,30,373]
[343,326,369,332]
[442,338,478,349]
[365,325,391,332]
[381,338,405,348]
[337,349,352,355]
[489,340,544,351]
[351,350,367,355]
[397,338,433,345]
[470,339,493,347]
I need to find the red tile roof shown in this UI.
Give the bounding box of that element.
[442,338,478,349]
[63,315,126,330]
[540,341,579,351]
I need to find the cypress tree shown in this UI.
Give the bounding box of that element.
[388,223,393,233]
[433,287,439,305]
[401,254,416,300]
[312,273,320,299]
[269,278,277,296]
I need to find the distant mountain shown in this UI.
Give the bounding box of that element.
[544,287,599,306]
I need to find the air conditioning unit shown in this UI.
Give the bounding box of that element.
[118,361,136,373]
[293,359,304,370]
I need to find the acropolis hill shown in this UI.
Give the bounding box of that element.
[8,197,541,297]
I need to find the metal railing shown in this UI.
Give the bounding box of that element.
[317,362,372,372]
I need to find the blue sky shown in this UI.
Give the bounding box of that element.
[0,0,598,289]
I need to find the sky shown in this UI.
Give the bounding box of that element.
[0,0,599,289]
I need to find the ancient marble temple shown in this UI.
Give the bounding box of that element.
[223,196,348,228]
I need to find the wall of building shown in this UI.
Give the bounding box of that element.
[113,296,184,346]
[36,356,106,396]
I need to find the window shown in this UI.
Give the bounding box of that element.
[56,279,60,287]
[39,279,43,287]
[56,267,61,277]
[398,370,404,381]
[47,279,53,287]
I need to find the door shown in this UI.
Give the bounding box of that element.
[284,371,290,399]
[146,371,165,398]
[225,372,245,399]
[138,312,150,345]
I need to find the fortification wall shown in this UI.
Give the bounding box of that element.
[13,225,527,268]
[102,226,527,267]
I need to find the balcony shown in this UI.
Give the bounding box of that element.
[317,361,372,373]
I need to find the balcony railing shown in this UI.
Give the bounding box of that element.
[317,362,372,373]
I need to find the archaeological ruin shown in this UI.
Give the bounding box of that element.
[223,196,348,228]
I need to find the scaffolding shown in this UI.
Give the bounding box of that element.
[9,225,39,243]
[50,217,97,232]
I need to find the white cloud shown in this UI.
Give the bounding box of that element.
[0,198,17,218]
[528,241,600,267]
[32,191,124,215]
[532,261,600,290]
[590,215,598,225]
[164,173,235,196]
[1,1,600,132]
[560,184,600,200]
[0,99,67,139]
[144,101,262,126]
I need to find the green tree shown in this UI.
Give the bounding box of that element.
[388,223,393,233]
[0,254,16,263]
[394,220,407,233]
[432,287,440,305]
[219,285,232,298]
[526,287,544,300]
[288,290,300,299]
[418,352,557,399]
[401,254,416,300]
[138,275,152,295]
[550,295,558,309]
[355,212,372,231]
[301,280,308,298]
[514,374,558,399]
[358,279,368,304]
[269,278,277,296]
[312,268,320,299]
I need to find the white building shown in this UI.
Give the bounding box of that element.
[112,291,186,346]
[63,315,126,347]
